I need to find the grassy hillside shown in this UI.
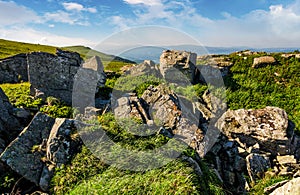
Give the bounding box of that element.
[225,53,300,133]
[0,39,135,72]
[0,39,57,59]
[63,45,136,72]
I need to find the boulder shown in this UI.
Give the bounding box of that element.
[252,56,276,68]
[0,87,22,153]
[0,112,80,191]
[270,177,300,195]
[0,53,28,83]
[160,50,198,84]
[216,107,293,156]
[28,49,82,105]
[72,56,106,113]
[126,60,160,77]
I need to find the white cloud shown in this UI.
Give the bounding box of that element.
[123,0,162,6]
[44,11,77,25]
[63,2,84,11]
[0,0,41,25]
[112,0,300,47]
[0,27,96,47]
[62,2,97,13]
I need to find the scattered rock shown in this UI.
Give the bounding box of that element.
[252,56,276,68]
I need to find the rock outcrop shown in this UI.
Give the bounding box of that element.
[0,53,28,83]
[72,56,106,112]
[216,106,292,156]
[0,87,22,153]
[126,60,160,77]
[28,49,82,105]
[0,112,81,191]
[160,50,198,84]
[197,55,232,77]
[252,56,276,68]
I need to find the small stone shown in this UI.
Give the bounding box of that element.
[277,155,297,166]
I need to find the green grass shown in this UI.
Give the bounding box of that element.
[63,46,136,72]
[0,39,57,59]
[51,113,225,194]
[62,46,115,61]
[249,174,290,194]
[0,82,42,108]
[0,82,72,118]
[225,53,300,133]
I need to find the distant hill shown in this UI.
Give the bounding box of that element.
[62,45,135,64]
[101,44,299,63]
[0,39,135,65]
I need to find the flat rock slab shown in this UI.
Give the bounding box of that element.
[0,113,55,185]
[0,112,79,190]
[216,106,293,155]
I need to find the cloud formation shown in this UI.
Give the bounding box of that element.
[0,27,95,47]
[123,0,162,6]
[111,0,300,47]
[62,2,97,13]
[0,1,40,25]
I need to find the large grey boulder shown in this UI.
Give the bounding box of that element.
[216,106,293,155]
[0,87,22,153]
[0,53,28,83]
[0,112,80,191]
[72,56,106,113]
[160,50,198,84]
[28,49,82,105]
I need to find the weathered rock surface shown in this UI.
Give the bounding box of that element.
[197,55,232,77]
[28,49,82,105]
[72,56,106,112]
[269,177,300,195]
[207,137,247,194]
[252,56,276,68]
[126,60,160,77]
[0,53,28,83]
[160,50,198,84]
[216,106,292,156]
[0,87,22,153]
[246,153,271,183]
[0,112,80,191]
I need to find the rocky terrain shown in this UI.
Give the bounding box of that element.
[0,42,299,194]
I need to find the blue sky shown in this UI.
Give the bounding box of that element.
[1,0,300,50]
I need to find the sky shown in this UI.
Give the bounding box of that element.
[1,0,300,51]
